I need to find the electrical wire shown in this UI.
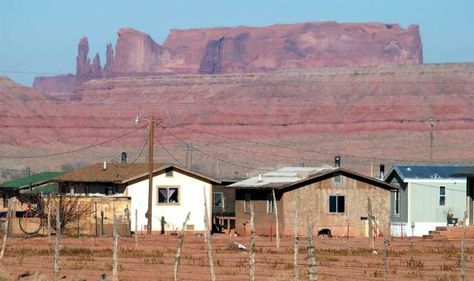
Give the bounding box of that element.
[0,125,146,159]
[162,127,272,172]
[154,135,185,166]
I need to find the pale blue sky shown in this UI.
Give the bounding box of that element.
[1,0,473,85]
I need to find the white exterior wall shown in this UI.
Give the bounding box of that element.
[125,170,213,232]
[391,222,447,237]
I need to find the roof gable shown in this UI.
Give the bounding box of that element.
[55,163,220,185]
[232,167,397,191]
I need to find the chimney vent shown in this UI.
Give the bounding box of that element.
[335,156,341,168]
[121,152,128,164]
[379,164,385,179]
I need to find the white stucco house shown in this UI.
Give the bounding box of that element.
[56,162,223,232]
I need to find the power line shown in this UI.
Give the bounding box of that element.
[0,125,146,159]
[154,135,184,166]
[129,134,149,164]
[173,126,468,165]
[162,127,272,172]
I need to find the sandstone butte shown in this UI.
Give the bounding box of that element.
[2,62,474,177]
[33,21,422,94]
[3,22,474,177]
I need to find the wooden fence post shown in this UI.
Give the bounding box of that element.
[272,189,280,252]
[53,195,61,280]
[135,209,138,247]
[460,211,467,281]
[112,201,119,281]
[47,194,51,242]
[0,198,12,262]
[203,189,216,281]
[174,211,191,281]
[248,202,256,281]
[293,197,300,281]
[367,197,374,250]
[306,222,317,281]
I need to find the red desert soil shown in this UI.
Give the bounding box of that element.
[1,230,473,280]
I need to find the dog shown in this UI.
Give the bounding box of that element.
[317,228,332,238]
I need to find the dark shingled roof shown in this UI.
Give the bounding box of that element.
[55,163,221,184]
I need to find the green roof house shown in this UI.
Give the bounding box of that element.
[0,172,64,201]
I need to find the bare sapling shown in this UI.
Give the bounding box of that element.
[293,197,300,281]
[0,198,12,262]
[248,202,256,281]
[174,211,191,281]
[272,189,280,251]
[112,201,119,281]
[47,194,51,242]
[53,196,62,280]
[134,209,138,247]
[367,200,388,281]
[306,222,318,281]
[203,189,216,281]
[460,211,467,281]
[367,197,374,250]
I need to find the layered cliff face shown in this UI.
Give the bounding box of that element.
[33,22,422,94]
[6,64,474,174]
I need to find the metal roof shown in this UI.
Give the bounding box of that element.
[389,164,472,181]
[0,172,64,190]
[230,166,334,188]
[231,167,397,191]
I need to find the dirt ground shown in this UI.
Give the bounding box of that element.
[0,232,472,281]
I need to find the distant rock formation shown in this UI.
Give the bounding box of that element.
[33,21,423,94]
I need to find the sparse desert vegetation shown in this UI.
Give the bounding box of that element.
[0,234,472,280]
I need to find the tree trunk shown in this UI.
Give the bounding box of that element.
[0,198,11,262]
[306,222,318,281]
[272,189,280,251]
[367,197,374,250]
[53,196,61,279]
[248,202,256,281]
[203,189,216,281]
[47,194,51,242]
[460,211,467,281]
[174,212,191,281]
[293,198,300,281]
[112,201,119,281]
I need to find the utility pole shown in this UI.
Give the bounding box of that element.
[429,118,435,161]
[186,143,193,169]
[147,116,154,235]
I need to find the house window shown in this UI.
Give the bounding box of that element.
[158,187,179,204]
[244,193,251,213]
[394,190,400,215]
[2,194,7,208]
[165,170,173,177]
[266,192,274,214]
[213,192,224,208]
[333,174,341,185]
[329,195,345,213]
[439,186,445,206]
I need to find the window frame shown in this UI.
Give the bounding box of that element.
[393,190,400,216]
[266,192,274,214]
[212,192,225,209]
[157,186,180,205]
[439,186,446,206]
[329,195,345,214]
[244,193,251,213]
